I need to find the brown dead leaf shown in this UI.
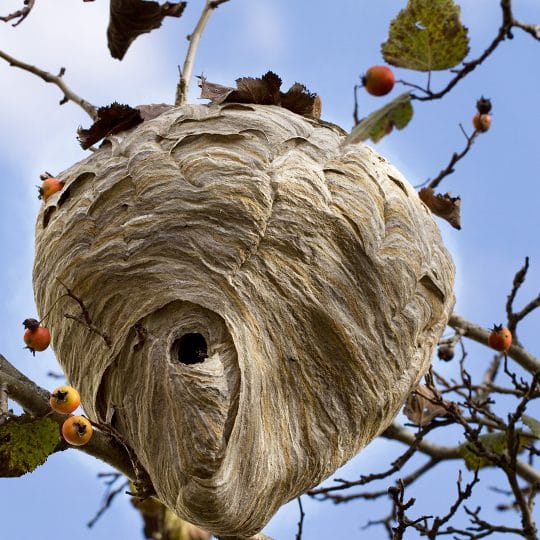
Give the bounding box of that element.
[198,77,235,103]
[281,83,322,119]
[403,384,450,426]
[108,0,187,60]
[199,71,322,119]
[77,102,143,149]
[418,187,461,230]
[137,103,174,121]
[229,71,282,105]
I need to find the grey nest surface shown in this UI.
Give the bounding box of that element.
[33,103,454,537]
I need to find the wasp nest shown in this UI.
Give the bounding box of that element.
[33,103,454,538]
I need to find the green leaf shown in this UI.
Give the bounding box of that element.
[522,415,540,438]
[0,415,59,477]
[382,0,469,71]
[346,92,413,144]
[459,431,535,470]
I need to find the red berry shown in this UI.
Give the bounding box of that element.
[22,318,51,355]
[487,324,512,352]
[362,66,395,97]
[62,416,93,446]
[437,344,455,361]
[38,177,64,202]
[473,113,491,133]
[50,386,81,414]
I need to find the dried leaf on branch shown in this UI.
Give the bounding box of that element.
[418,187,461,230]
[108,0,187,60]
[403,384,451,426]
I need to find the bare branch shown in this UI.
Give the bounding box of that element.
[513,19,540,40]
[0,0,35,26]
[0,49,97,119]
[57,278,112,347]
[295,497,305,540]
[87,474,129,528]
[0,352,135,479]
[421,126,480,190]
[175,0,231,106]
[505,256,540,345]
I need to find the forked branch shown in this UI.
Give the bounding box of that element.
[0,49,97,119]
[175,0,231,106]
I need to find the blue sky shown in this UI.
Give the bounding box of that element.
[1,0,539,538]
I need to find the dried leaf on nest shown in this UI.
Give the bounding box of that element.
[281,83,322,118]
[78,103,143,149]
[403,384,451,426]
[198,71,322,119]
[418,187,461,230]
[137,103,174,121]
[108,0,187,60]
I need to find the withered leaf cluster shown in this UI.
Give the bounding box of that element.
[77,103,143,149]
[199,71,322,119]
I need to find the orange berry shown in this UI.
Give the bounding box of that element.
[487,324,512,352]
[62,416,93,446]
[38,177,64,202]
[50,386,81,414]
[22,318,51,355]
[473,113,491,133]
[362,65,395,97]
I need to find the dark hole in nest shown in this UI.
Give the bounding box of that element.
[173,333,208,365]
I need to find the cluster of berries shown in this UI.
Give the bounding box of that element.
[23,319,93,445]
[50,385,93,446]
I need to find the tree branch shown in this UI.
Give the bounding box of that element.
[424,126,480,190]
[410,0,540,103]
[0,353,135,479]
[0,0,36,26]
[0,49,97,119]
[382,422,540,486]
[175,0,231,106]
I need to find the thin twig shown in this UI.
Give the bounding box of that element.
[295,497,305,540]
[56,278,111,347]
[0,49,97,119]
[411,0,513,102]
[87,475,130,528]
[175,0,231,106]
[352,84,361,125]
[0,0,36,26]
[317,458,441,504]
[505,256,540,346]
[419,126,480,190]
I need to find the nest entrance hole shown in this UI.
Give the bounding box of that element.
[173,333,208,365]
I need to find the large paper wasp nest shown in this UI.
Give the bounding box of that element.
[33,104,454,538]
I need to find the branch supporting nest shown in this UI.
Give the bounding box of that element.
[0,353,135,479]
